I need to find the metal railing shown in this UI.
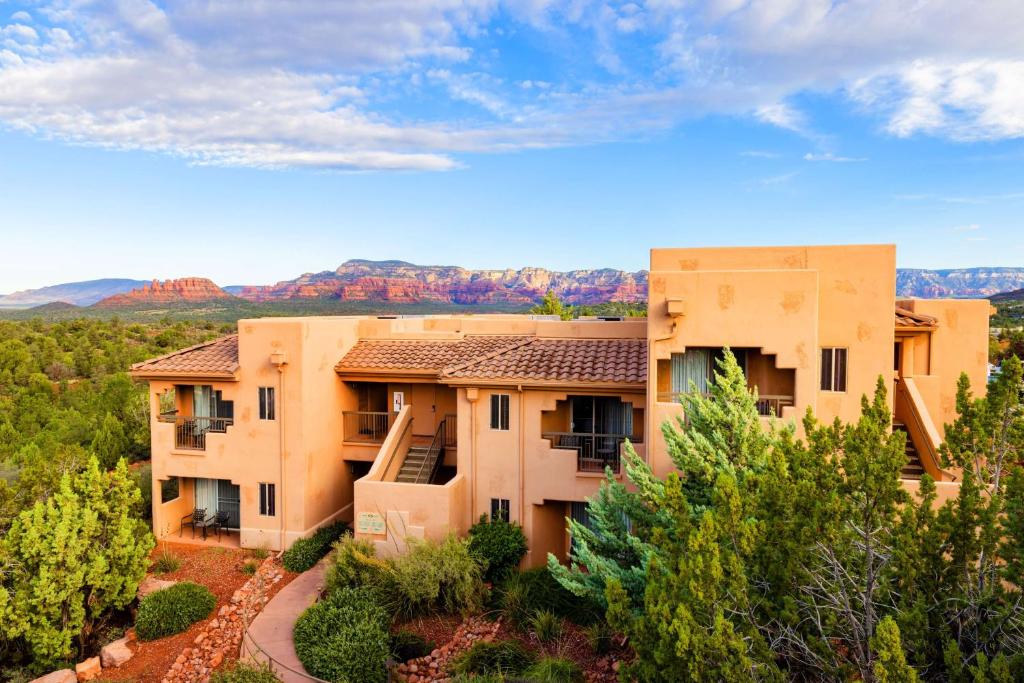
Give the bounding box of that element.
[442,412,457,448]
[172,416,232,450]
[543,432,633,473]
[343,411,398,444]
[412,418,448,485]
[657,391,794,417]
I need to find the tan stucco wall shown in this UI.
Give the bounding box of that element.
[142,247,990,556]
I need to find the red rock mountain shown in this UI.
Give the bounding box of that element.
[231,260,648,306]
[95,278,235,307]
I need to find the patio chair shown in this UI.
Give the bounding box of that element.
[210,510,232,540]
[179,508,207,538]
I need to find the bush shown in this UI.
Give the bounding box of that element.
[293,586,390,683]
[497,569,600,630]
[325,534,385,594]
[584,621,614,655]
[375,535,486,620]
[467,515,528,583]
[151,550,180,574]
[522,657,585,683]
[529,609,562,643]
[136,582,216,641]
[241,560,258,575]
[209,662,281,683]
[449,640,536,677]
[282,521,349,573]
[249,544,270,560]
[390,630,435,662]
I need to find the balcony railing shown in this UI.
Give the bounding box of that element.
[543,432,636,473]
[170,416,233,450]
[442,413,457,449]
[343,411,398,444]
[657,392,794,417]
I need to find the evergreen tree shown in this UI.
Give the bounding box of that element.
[90,412,129,470]
[0,457,153,665]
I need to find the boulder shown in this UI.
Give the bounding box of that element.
[137,576,177,600]
[30,670,77,683]
[74,657,101,682]
[100,637,133,668]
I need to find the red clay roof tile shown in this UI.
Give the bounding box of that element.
[130,335,239,378]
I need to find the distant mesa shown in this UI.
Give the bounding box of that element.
[231,259,649,306]
[94,278,235,307]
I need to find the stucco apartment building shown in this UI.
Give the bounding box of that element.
[131,245,991,565]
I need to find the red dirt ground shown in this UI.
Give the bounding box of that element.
[100,542,297,683]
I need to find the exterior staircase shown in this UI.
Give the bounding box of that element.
[893,421,924,479]
[396,445,433,483]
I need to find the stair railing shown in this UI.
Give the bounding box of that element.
[412,419,447,485]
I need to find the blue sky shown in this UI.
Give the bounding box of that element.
[1,1,1023,292]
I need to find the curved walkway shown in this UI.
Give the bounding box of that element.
[243,559,329,683]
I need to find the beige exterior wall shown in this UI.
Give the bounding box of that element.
[141,244,990,557]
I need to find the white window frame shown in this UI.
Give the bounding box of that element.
[258,386,276,421]
[489,393,510,431]
[820,347,849,393]
[259,482,276,517]
[490,497,511,522]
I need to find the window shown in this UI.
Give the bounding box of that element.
[490,498,510,522]
[259,387,276,420]
[489,393,510,430]
[820,348,848,392]
[259,482,276,516]
[160,477,179,503]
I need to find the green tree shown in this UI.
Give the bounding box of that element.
[90,412,129,470]
[871,617,918,683]
[530,291,575,320]
[0,457,154,665]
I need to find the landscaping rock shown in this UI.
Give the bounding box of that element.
[74,657,101,682]
[30,670,77,683]
[137,576,177,600]
[100,637,133,668]
[393,617,502,682]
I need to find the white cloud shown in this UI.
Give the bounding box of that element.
[1,0,1024,170]
[803,152,866,162]
[953,224,982,232]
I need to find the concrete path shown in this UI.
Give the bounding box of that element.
[243,559,329,683]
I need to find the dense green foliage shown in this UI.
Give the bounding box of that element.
[293,587,390,683]
[991,328,1024,363]
[209,662,282,683]
[324,534,382,594]
[374,535,486,620]
[496,568,600,631]
[0,458,154,666]
[281,521,350,573]
[135,582,216,641]
[552,349,1024,682]
[522,656,586,683]
[449,640,536,677]
[528,291,646,320]
[467,515,528,583]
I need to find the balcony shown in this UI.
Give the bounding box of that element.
[542,432,635,473]
[343,411,399,444]
[655,392,794,417]
[158,413,233,451]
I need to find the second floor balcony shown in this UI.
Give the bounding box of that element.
[156,383,235,451]
[158,413,234,450]
[542,395,643,474]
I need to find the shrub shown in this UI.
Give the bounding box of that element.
[151,550,180,574]
[325,534,385,594]
[522,657,585,683]
[293,586,390,683]
[584,621,614,655]
[449,640,536,677]
[136,582,216,640]
[282,521,349,573]
[497,569,600,630]
[241,560,258,575]
[209,662,281,683]
[375,535,486,620]
[467,515,528,583]
[390,630,435,662]
[529,609,562,643]
[249,544,270,560]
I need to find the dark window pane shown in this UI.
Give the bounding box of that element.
[161,477,179,503]
[820,348,833,391]
[835,349,848,392]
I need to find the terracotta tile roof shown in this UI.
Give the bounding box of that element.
[443,338,647,385]
[336,335,647,386]
[130,335,239,379]
[895,306,938,329]
[335,336,534,373]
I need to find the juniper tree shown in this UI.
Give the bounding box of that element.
[0,457,153,665]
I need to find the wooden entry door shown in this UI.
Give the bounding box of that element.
[410,384,437,436]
